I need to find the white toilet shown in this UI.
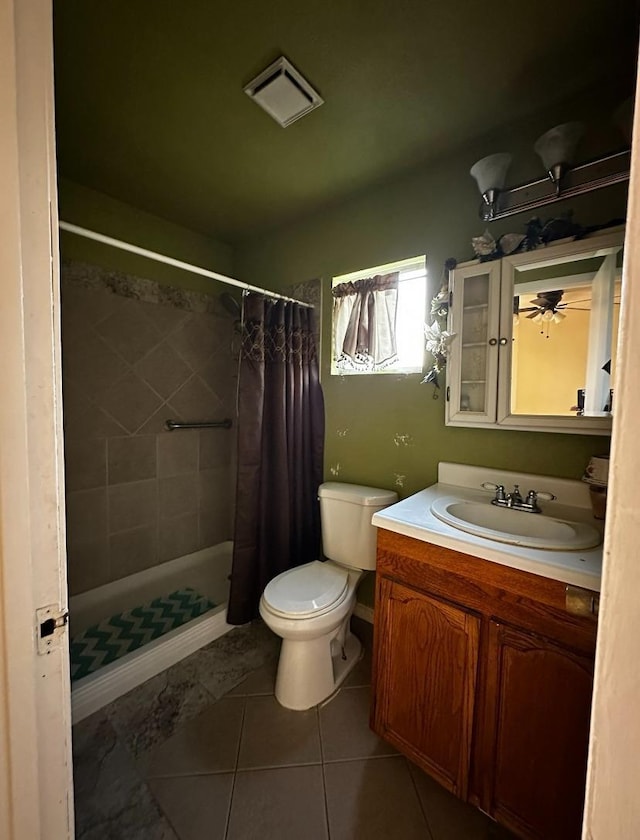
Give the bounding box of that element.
[259,482,397,710]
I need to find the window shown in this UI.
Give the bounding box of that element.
[331,255,427,375]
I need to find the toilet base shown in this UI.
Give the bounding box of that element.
[274,619,363,710]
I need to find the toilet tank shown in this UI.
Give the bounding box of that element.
[318,482,398,571]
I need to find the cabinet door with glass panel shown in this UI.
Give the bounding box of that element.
[446,228,623,434]
[446,261,501,424]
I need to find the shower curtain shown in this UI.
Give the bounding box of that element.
[227,292,325,625]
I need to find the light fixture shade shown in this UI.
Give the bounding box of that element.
[470,153,512,195]
[534,122,584,170]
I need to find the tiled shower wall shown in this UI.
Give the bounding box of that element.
[61,261,238,596]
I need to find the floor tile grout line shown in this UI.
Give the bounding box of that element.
[322,752,400,765]
[405,758,437,840]
[316,700,326,764]
[316,704,332,840]
[147,780,185,840]
[321,761,332,840]
[235,760,324,773]
[144,767,242,780]
[224,695,247,840]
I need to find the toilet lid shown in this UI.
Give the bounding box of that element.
[263,561,349,616]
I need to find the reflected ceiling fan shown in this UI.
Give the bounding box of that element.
[514,289,592,325]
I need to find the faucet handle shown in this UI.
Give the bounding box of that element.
[482,482,506,501]
[525,489,557,508]
[533,490,557,502]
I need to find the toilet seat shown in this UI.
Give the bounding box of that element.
[263,561,349,619]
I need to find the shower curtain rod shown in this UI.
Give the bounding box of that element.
[58,221,314,308]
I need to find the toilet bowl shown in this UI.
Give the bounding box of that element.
[259,482,397,710]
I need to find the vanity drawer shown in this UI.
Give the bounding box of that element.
[375,529,597,655]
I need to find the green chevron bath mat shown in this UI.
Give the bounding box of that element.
[70,588,215,682]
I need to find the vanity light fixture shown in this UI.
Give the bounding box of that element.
[470,153,513,221]
[470,121,630,221]
[534,122,585,195]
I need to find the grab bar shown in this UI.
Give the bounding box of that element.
[165,418,233,431]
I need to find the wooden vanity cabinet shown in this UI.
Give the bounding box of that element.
[374,577,480,798]
[371,529,598,840]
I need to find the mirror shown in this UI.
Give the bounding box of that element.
[446,228,624,434]
[508,241,622,420]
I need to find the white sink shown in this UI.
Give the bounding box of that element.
[430,496,602,551]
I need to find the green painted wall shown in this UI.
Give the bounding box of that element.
[58,178,234,293]
[58,88,628,611]
[235,95,626,607]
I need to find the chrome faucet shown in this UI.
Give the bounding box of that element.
[506,484,523,508]
[481,482,556,513]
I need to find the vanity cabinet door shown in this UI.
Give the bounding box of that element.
[372,578,480,798]
[447,261,502,424]
[483,621,594,840]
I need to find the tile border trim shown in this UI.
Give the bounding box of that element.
[62,259,223,314]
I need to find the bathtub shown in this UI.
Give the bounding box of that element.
[70,541,234,723]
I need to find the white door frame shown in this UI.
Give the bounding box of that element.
[0,1,639,838]
[582,47,640,838]
[0,0,73,837]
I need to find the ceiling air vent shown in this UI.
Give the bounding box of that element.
[244,57,323,127]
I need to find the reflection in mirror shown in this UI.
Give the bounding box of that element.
[511,250,622,417]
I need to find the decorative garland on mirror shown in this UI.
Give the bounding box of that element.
[470,212,624,262]
[422,257,457,396]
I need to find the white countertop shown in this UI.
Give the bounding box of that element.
[372,463,603,592]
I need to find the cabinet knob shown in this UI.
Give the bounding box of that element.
[565,585,599,619]
[499,337,508,346]
[488,338,498,346]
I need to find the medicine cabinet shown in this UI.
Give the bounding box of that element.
[445,227,624,434]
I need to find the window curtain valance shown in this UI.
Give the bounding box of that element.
[332,272,399,371]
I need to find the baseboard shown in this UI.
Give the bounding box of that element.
[353,602,374,624]
[71,606,233,723]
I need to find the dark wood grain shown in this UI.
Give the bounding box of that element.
[372,578,479,797]
[483,622,594,840]
[376,530,597,654]
[371,530,597,840]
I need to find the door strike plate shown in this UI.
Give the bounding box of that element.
[37,604,69,655]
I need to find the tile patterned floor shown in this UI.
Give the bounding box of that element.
[73,618,514,839]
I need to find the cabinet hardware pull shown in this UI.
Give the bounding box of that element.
[488,338,498,346]
[565,585,599,619]
[499,337,508,346]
